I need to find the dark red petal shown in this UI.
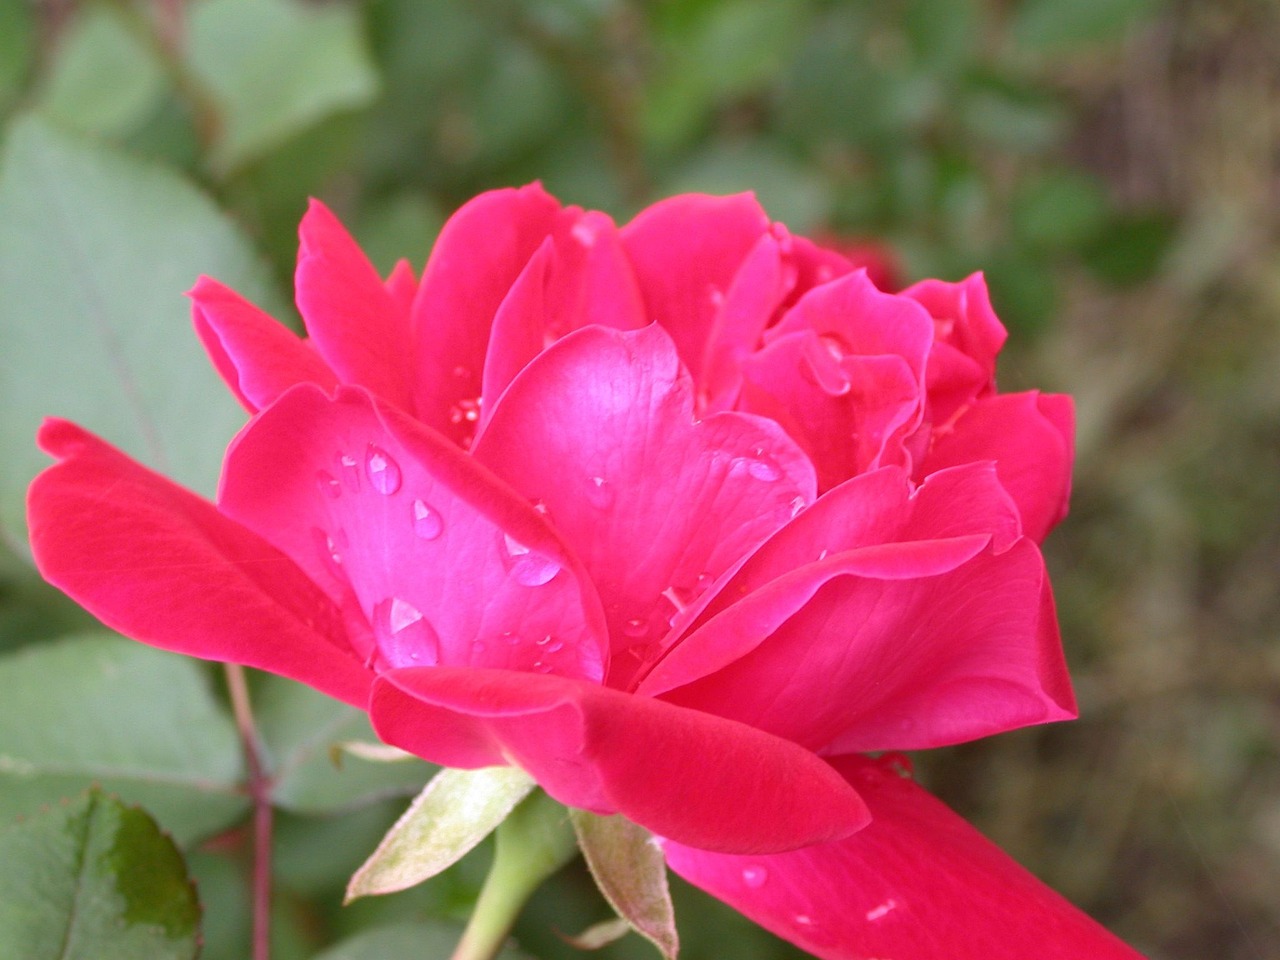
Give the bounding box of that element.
[621,193,770,380]
[190,275,339,413]
[369,666,869,854]
[471,324,815,687]
[28,419,369,706]
[295,199,415,413]
[218,384,608,681]
[664,754,1146,960]
[924,391,1075,542]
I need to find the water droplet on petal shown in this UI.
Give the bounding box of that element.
[742,865,768,888]
[586,476,614,510]
[411,499,443,540]
[746,449,782,482]
[502,631,519,646]
[794,914,814,927]
[622,617,649,639]
[316,470,341,499]
[789,494,807,518]
[337,453,361,491]
[865,898,898,921]
[502,533,561,586]
[819,332,851,362]
[365,444,402,495]
[312,527,343,578]
[571,220,598,247]
[448,397,481,425]
[371,597,439,668]
[533,660,554,674]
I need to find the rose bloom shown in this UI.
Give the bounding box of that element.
[29,185,1142,959]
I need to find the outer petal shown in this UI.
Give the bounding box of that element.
[471,324,816,687]
[27,419,370,706]
[409,184,564,442]
[664,754,1147,960]
[190,275,340,413]
[218,384,608,681]
[924,391,1074,542]
[654,536,1074,753]
[369,666,869,854]
[295,199,416,413]
[621,193,770,380]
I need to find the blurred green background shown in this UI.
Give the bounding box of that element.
[0,1,1277,958]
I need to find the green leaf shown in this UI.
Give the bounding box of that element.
[1082,211,1176,287]
[0,789,200,960]
[665,142,832,232]
[1011,0,1161,51]
[34,4,165,138]
[254,676,430,814]
[571,811,678,960]
[187,0,379,174]
[0,633,247,845]
[312,921,535,960]
[1012,169,1110,250]
[0,115,281,552]
[0,0,36,116]
[346,767,536,901]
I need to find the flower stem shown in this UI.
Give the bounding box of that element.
[225,664,273,960]
[450,790,579,960]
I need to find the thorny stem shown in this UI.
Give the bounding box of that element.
[225,664,273,960]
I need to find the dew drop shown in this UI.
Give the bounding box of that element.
[449,397,481,425]
[865,899,898,921]
[571,220,598,247]
[502,533,562,586]
[707,285,725,309]
[371,597,439,668]
[316,470,342,499]
[502,631,520,646]
[742,865,768,889]
[533,660,554,674]
[411,499,444,540]
[794,914,814,927]
[365,444,402,495]
[337,453,361,492]
[819,332,851,362]
[789,494,807,517]
[535,634,552,646]
[586,475,615,510]
[745,449,782,482]
[312,527,343,578]
[622,617,649,639]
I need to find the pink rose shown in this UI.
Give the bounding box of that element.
[28,185,1139,958]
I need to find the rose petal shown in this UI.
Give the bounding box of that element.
[648,534,1075,752]
[742,270,934,488]
[27,419,370,706]
[369,666,869,854]
[295,199,415,413]
[664,754,1146,960]
[409,184,565,441]
[471,323,816,687]
[924,391,1074,542]
[218,384,608,681]
[190,275,339,413]
[621,193,770,380]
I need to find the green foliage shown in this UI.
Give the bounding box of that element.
[0,790,200,960]
[0,116,278,548]
[0,634,246,844]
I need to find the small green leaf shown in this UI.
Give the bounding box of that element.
[254,675,430,814]
[187,0,379,173]
[571,811,678,960]
[346,767,536,901]
[0,789,200,960]
[0,633,247,845]
[34,4,165,137]
[0,115,282,551]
